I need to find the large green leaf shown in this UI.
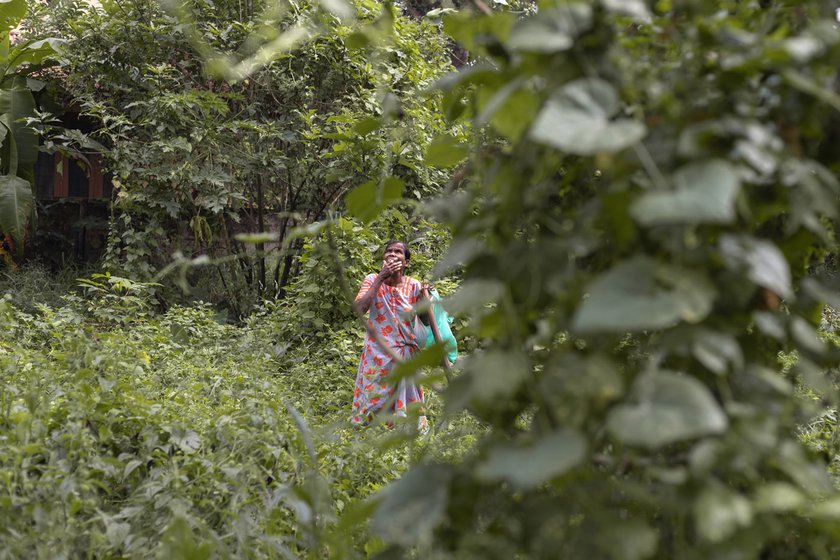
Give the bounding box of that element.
[446,349,530,412]
[541,352,623,405]
[508,5,592,53]
[424,134,468,168]
[0,87,37,170]
[752,482,806,513]
[0,172,32,250]
[719,235,792,299]
[691,329,743,375]
[607,370,728,449]
[693,485,753,543]
[476,430,586,488]
[572,256,715,333]
[529,78,646,155]
[390,344,447,383]
[0,0,25,35]
[442,278,505,315]
[371,464,451,546]
[344,176,404,224]
[4,37,64,75]
[631,160,741,226]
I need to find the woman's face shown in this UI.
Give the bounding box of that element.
[383,243,408,271]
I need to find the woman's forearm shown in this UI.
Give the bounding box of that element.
[354,276,384,315]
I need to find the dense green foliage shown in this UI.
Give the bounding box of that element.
[361,1,840,557]
[7,0,840,558]
[48,0,454,314]
[0,259,476,558]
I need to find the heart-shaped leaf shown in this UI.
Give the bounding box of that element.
[573,256,715,333]
[719,235,792,299]
[631,160,740,226]
[508,5,592,53]
[607,370,728,449]
[530,78,646,155]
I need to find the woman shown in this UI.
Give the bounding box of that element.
[351,240,429,427]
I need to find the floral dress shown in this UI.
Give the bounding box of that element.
[351,274,426,426]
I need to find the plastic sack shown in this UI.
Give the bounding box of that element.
[423,289,457,364]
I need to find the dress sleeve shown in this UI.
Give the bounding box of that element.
[409,278,422,305]
[355,274,377,301]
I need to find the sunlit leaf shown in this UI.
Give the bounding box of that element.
[5,37,64,73]
[425,7,457,18]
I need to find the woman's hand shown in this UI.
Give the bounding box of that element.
[420,283,432,299]
[378,258,402,280]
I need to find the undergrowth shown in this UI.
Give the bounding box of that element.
[0,266,480,558]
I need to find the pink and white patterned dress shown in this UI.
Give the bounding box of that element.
[351,274,425,426]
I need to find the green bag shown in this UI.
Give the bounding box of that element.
[424,289,457,364]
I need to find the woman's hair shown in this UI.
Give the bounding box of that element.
[384,240,411,261]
